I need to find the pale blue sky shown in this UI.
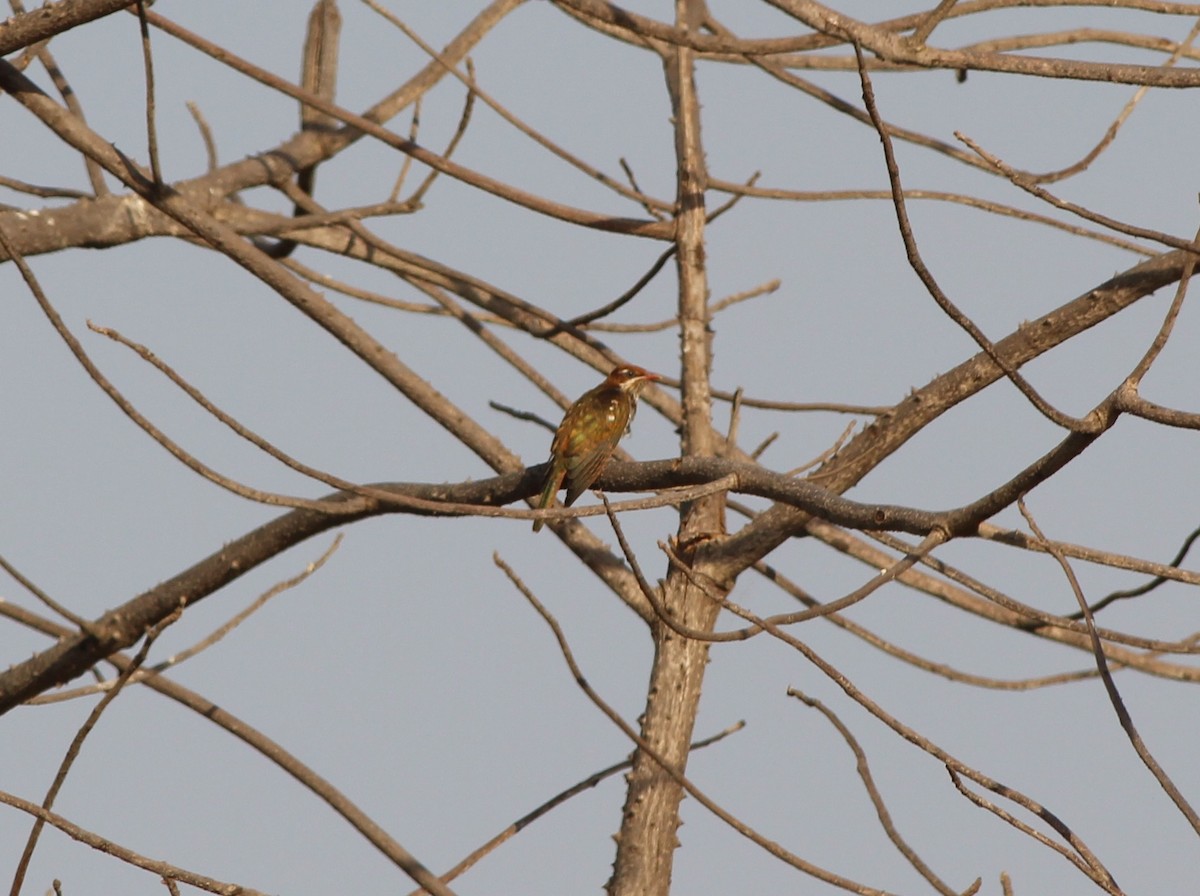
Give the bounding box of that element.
[3,3,1198,894]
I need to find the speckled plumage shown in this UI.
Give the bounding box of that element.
[532,365,659,532]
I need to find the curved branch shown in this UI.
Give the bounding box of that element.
[6,452,1198,713]
[711,248,1194,578]
[772,0,1200,87]
[0,0,137,56]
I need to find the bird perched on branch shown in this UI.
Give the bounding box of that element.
[532,364,661,532]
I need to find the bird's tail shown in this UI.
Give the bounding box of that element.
[532,465,563,533]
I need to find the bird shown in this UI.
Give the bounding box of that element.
[532,364,661,532]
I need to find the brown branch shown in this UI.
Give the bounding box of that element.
[957,131,1200,255]
[706,179,1153,255]
[1068,525,1200,619]
[709,246,1194,581]
[609,16,759,887]
[1,593,460,896]
[9,611,176,896]
[1023,19,1200,183]
[0,789,269,896]
[407,719,746,895]
[0,224,348,513]
[716,603,1123,890]
[792,690,966,896]
[853,40,1095,433]
[943,769,1123,896]
[136,8,670,239]
[365,0,673,215]
[0,463,723,712]
[770,0,1200,87]
[134,0,161,186]
[11,447,1193,710]
[0,0,139,56]
[494,552,901,896]
[1019,499,1200,835]
[7,0,108,196]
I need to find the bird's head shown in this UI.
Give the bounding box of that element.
[604,364,661,396]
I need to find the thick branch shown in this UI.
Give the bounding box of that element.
[0,55,659,633]
[769,0,1200,87]
[609,7,728,889]
[0,0,136,56]
[711,248,1194,579]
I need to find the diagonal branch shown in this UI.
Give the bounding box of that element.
[710,248,1194,579]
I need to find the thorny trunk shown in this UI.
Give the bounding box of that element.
[607,3,728,894]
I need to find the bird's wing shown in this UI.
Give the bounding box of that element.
[562,447,614,507]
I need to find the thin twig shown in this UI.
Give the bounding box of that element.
[620,157,667,220]
[708,178,1153,255]
[185,101,218,172]
[0,790,268,896]
[406,719,745,895]
[407,58,477,206]
[943,768,1121,895]
[135,0,162,186]
[1019,498,1200,835]
[789,421,858,477]
[1068,524,1200,620]
[957,131,1200,256]
[909,0,959,45]
[364,0,673,215]
[492,552,899,895]
[1023,18,1200,184]
[750,432,778,460]
[3,599,459,896]
[0,174,88,199]
[0,553,92,631]
[10,605,181,896]
[1122,222,1199,389]
[389,96,421,201]
[706,590,1122,890]
[852,40,1095,434]
[726,387,744,449]
[792,689,965,896]
[489,401,557,433]
[6,0,107,196]
[560,245,678,329]
[27,537,345,705]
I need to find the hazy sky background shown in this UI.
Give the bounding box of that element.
[3,2,1199,893]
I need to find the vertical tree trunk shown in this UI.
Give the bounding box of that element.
[607,3,728,894]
